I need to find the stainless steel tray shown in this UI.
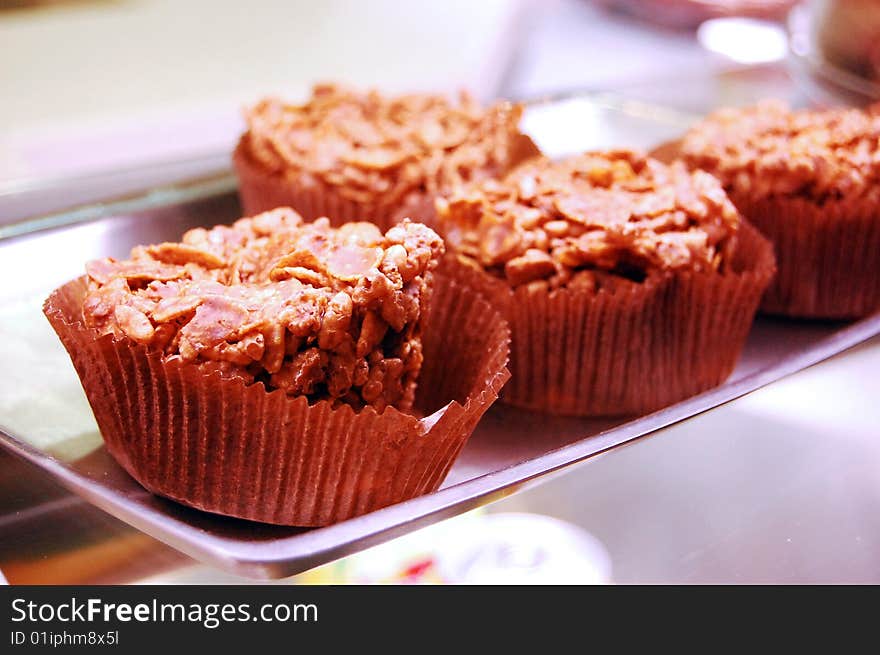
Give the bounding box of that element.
[2,94,878,578]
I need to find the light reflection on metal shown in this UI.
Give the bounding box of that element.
[697,17,789,64]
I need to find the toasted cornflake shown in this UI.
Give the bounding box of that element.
[681,100,880,203]
[82,208,445,412]
[238,84,534,208]
[436,151,741,288]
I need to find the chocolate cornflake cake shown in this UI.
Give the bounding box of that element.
[435,150,776,416]
[681,100,880,318]
[438,150,741,288]
[44,209,511,526]
[234,83,539,230]
[82,209,443,412]
[681,100,880,203]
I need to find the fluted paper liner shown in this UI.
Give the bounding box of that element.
[731,193,880,319]
[43,272,510,527]
[650,138,880,320]
[234,144,438,232]
[441,221,775,417]
[233,133,539,232]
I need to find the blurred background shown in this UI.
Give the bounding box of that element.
[4,0,880,217]
[6,0,875,189]
[2,0,880,584]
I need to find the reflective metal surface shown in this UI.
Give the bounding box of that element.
[1,95,879,579]
[0,448,189,584]
[492,334,880,583]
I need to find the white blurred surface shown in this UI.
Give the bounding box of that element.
[0,0,524,181]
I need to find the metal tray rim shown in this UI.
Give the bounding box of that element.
[2,308,878,578]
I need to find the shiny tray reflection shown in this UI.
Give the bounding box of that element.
[1,95,879,578]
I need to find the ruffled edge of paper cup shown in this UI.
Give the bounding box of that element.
[43,270,510,526]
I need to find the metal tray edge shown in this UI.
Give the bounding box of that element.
[2,309,878,578]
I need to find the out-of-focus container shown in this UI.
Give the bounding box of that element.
[812,0,880,86]
[789,0,880,104]
[598,0,799,29]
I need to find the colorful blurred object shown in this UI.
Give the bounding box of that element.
[297,511,612,585]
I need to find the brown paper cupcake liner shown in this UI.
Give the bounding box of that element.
[441,221,776,417]
[233,132,540,232]
[233,144,436,232]
[650,138,880,320]
[43,272,510,527]
[731,193,880,319]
